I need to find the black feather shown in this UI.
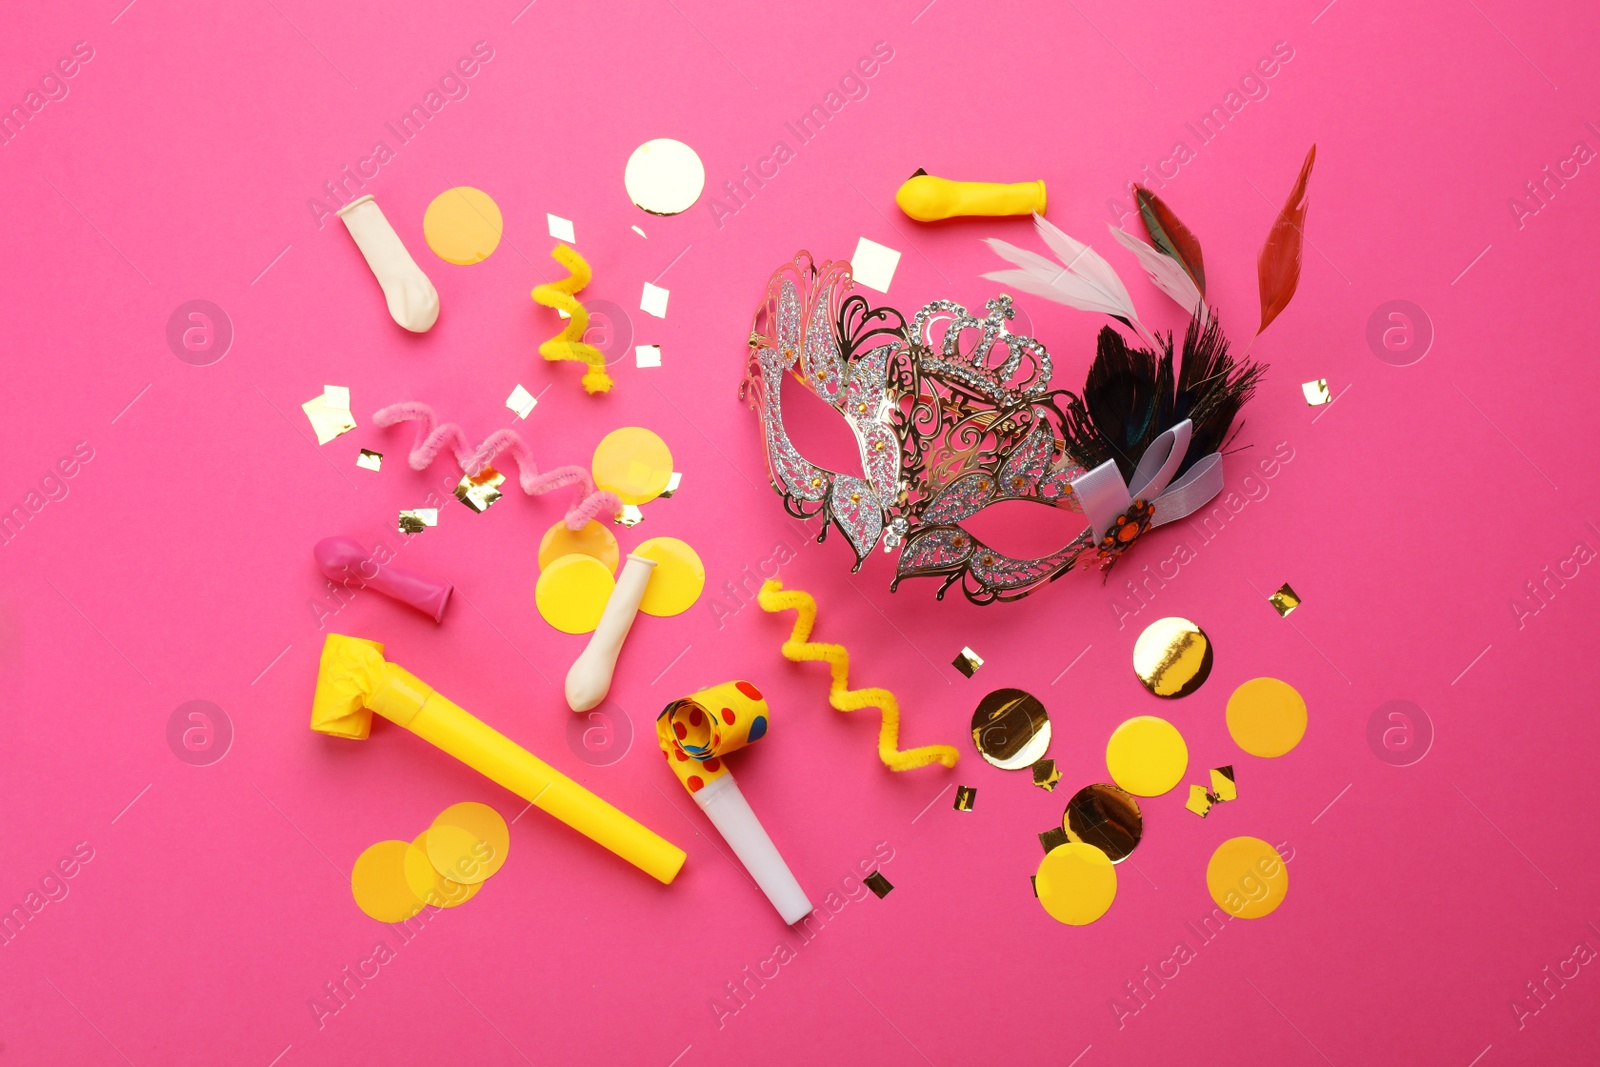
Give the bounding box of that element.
[1173,315,1266,473]
[1082,327,1168,479]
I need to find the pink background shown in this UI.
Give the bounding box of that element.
[3,0,1599,1063]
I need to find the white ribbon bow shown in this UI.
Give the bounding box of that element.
[1070,419,1225,542]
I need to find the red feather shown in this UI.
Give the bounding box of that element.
[1133,185,1206,296]
[1257,145,1317,335]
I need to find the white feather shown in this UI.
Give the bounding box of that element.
[981,213,1151,342]
[1107,225,1208,324]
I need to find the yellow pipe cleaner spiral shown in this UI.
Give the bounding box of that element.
[757,579,959,772]
[531,244,613,395]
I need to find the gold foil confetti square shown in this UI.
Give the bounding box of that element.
[614,504,644,527]
[636,345,662,368]
[398,508,438,534]
[1186,784,1214,818]
[863,871,893,899]
[454,467,506,513]
[1270,583,1301,617]
[1209,766,1237,803]
[659,472,683,498]
[356,449,383,472]
[546,213,576,243]
[1039,826,1070,853]
[1302,379,1331,406]
[506,384,537,420]
[1030,875,1038,897]
[952,646,984,678]
[1031,758,1061,792]
[953,785,976,811]
[850,236,902,294]
[301,386,357,445]
[640,282,670,318]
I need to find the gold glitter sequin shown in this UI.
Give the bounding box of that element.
[1063,783,1143,863]
[952,646,984,678]
[1132,616,1213,698]
[953,785,976,812]
[970,688,1051,770]
[454,467,506,513]
[302,385,356,445]
[398,508,438,534]
[1031,758,1061,792]
[1270,583,1301,617]
[1038,826,1070,854]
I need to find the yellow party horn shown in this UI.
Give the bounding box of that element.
[312,633,685,884]
[894,170,1047,223]
[658,681,811,923]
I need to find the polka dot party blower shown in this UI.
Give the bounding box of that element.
[657,682,812,924]
[312,634,686,884]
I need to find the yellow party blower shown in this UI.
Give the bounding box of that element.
[311,634,685,884]
[894,170,1047,223]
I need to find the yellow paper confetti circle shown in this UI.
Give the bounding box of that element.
[351,840,426,923]
[539,519,620,573]
[592,427,674,505]
[634,537,705,616]
[536,554,615,634]
[1034,842,1118,925]
[1105,715,1188,797]
[1206,836,1289,919]
[423,186,503,264]
[404,832,481,909]
[426,802,510,886]
[1226,677,1307,757]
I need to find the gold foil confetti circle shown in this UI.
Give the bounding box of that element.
[1132,616,1213,697]
[1031,758,1061,791]
[864,871,894,898]
[953,785,976,811]
[1063,783,1143,863]
[592,427,674,505]
[536,554,615,634]
[952,646,984,678]
[970,688,1051,770]
[1206,836,1289,919]
[1105,716,1188,797]
[634,537,705,617]
[351,840,426,923]
[1034,843,1117,926]
[1226,677,1307,757]
[426,802,510,886]
[454,467,506,513]
[403,832,481,909]
[422,186,503,264]
[1269,583,1301,617]
[624,138,706,215]
[538,520,619,573]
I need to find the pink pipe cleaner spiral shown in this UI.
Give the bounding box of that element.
[373,402,620,529]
